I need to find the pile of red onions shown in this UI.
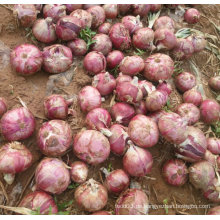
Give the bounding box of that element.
[70,161,88,183]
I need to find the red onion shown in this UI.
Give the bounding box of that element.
[11,44,43,76]
[123,143,153,177]
[150,4,162,12]
[67,38,87,56]
[204,150,217,166]
[65,4,83,13]
[109,23,131,51]
[187,35,207,53]
[122,15,143,35]
[172,38,194,60]
[183,89,203,106]
[116,73,132,84]
[157,81,172,95]
[0,98,7,118]
[118,5,131,15]
[37,120,72,157]
[207,138,220,155]
[83,51,106,75]
[0,107,35,141]
[92,211,111,215]
[78,86,101,112]
[92,72,116,96]
[13,4,37,27]
[107,50,124,69]
[111,102,135,125]
[158,112,187,144]
[154,28,177,50]
[162,159,188,186]
[189,160,215,190]
[84,5,101,10]
[73,130,110,165]
[135,101,147,115]
[42,44,72,74]
[56,16,82,41]
[207,206,220,215]
[70,161,88,183]
[75,179,108,212]
[143,53,174,82]
[91,34,112,56]
[132,28,155,51]
[19,191,58,214]
[98,23,111,34]
[184,8,200,24]
[200,99,220,124]
[43,4,66,23]
[34,4,43,12]
[176,103,200,125]
[175,72,196,93]
[109,124,128,156]
[87,6,106,29]
[103,4,118,19]
[132,4,151,17]
[204,179,220,203]
[175,126,207,162]
[70,9,93,29]
[148,110,168,124]
[116,77,143,104]
[209,76,220,92]
[139,80,156,97]
[153,16,175,32]
[0,142,32,185]
[115,188,149,215]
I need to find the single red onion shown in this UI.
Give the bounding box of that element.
[92,211,111,215]
[111,102,135,125]
[207,206,220,215]
[207,138,220,155]
[143,53,174,82]
[75,179,108,212]
[133,28,155,51]
[109,124,128,156]
[116,77,143,104]
[107,50,124,69]
[187,35,207,53]
[73,130,110,165]
[109,23,131,51]
[43,4,66,23]
[175,72,196,93]
[37,120,72,157]
[157,81,172,95]
[204,179,220,203]
[11,44,43,76]
[204,150,217,166]
[13,4,37,27]
[70,161,88,184]
[92,72,116,96]
[83,4,101,10]
[150,4,162,12]
[135,101,147,115]
[0,107,35,141]
[172,38,194,60]
[0,142,32,185]
[184,8,200,24]
[123,142,153,177]
[34,4,43,12]
[209,76,220,92]
[103,4,118,19]
[121,15,143,35]
[0,98,7,118]
[189,160,215,190]
[116,73,132,84]
[153,16,175,32]
[158,112,187,144]
[175,126,207,162]
[183,89,203,106]
[148,110,168,124]
[78,86,101,112]
[67,38,87,56]
[19,191,58,214]
[154,28,177,50]
[83,51,106,75]
[91,34,112,56]
[98,23,111,35]
[128,114,159,148]
[176,103,200,125]
[118,4,131,15]
[65,4,83,13]
[200,99,220,124]
[87,6,106,29]
[42,44,72,74]
[162,159,188,186]
[138,80,156,97]
[115,188,149,215]
[132,4,151,17]
[70,9,93,29]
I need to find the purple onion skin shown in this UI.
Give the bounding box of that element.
[175,72,196,93]
[37,120,72,157]
[67,38,87,56]
[35,158,70,195]
[176,126,207,163]
[73,130,110,165]
[148,110,168,124]
[87,6,106,29]
[115,188,149,215]
[183,89,203,107]
[200,99,220,124]
[107,50,124,69]
[209,76,220,92]
[208,206,220,215]
[19,191,58,214]
[187,35,207,53]
[70,161,88,184]
[184,8,200,24]
[43,4,66,23]
[98,23,112,34]
[204,178,220,203]
[65,4,83,13]
[116,73,132,84]
[122,16,143,35]
[118,5,131,15]
[139,80,156,97]
[0,98,7,118]
[0,107,35,141]
[150,4,162,12]
[204,150,217,166]
[135,101,147,115]
[162,159,188,186]
[103,4,118,19]
[207,138,220,155]
[157,81,172,95]
[153,16,175,33]
[132,4,151,17]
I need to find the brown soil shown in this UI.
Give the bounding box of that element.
[0,4,219,215]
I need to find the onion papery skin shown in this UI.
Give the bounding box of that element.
[107,50,124,69]
[183,89,203,107]
[138,80,156,97]
[184,8,200,24]
[132,4,151,17]
[135,101,147,115]
[98,23,112,35]
[65,4,83,13]
[116,73,132,84]
[70,161,88,184]
[153,16,175,33]
[43,4,66,23]
[148,110,168,124]
[67,38,87,56]
[208,76,220,92]
[103,4,118,19]
[87,6,106,29]
[203,178,220,203]
[121,15,143,35]
[187,35,207,53]
[207,138,220,155]
[175,72,196,93]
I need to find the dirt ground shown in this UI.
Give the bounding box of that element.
[0,4,219,215]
